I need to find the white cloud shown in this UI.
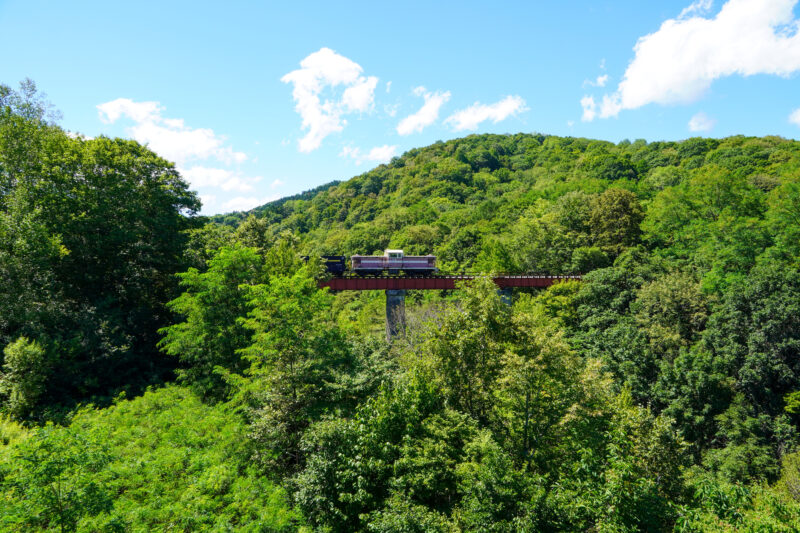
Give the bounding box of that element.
[445,95,528,131]
[179,166,260,192]
[384,104,399,117]
[386,81,392,93]
[339,144,397,165]
[581,95,597,122]
[270,178,285,189]
[97,98,162,124]
[363,144,397,162]
[222,194,280,212]
[342,76,379,112]
[222,196,262,212]
[790,108,800,126]
[281,47,379,152]
[127,121,246,164]
[679,0,714,19]
[688,111,717,131]
[396,87,451,135]
[97,98,246,165]
[66,131,94,140]
[199,194,217,209]
[583,74,610,88]
[584,0,800,120]
[98,97,260,216]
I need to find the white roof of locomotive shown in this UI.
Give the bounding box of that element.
[384,249,404,256]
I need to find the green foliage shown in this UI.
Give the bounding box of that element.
[0,337,51,420]
[453,431,540,532]
[294,374,452,531]
[0,415,27,447]
[643,164,768,287]
[9,82,800,529]
[236,266,352,474]
[588,187,644,255]
[1,81,200,418]
[0,386,299,531]
[633,271,708,362]
[159,245,266,400]
[205,132,800,528]
[417,277,510,424]
[544,385,688,532]
[777,451,800,501]
[0,424,118,532]
[676,475,800,532]
[706,263,800,419]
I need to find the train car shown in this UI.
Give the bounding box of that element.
[351,249,437,275]
[322,255,346,275]
[302,255,346,275]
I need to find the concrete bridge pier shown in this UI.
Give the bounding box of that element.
[386,289,407,341]
[497,287,512,306]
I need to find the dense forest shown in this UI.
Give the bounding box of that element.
[4,80,800,531]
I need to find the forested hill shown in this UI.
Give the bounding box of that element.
[214,132,800,276]
[8,81,800,531]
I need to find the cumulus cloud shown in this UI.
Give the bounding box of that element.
[281,47,379,152]
[790,108,800,126]
[688,111,717,131]
[179,166,260,192]
[581,96,598,122]
[97,98,259,210]
[97,98,161,124]
[199,194,217,209]
[97,98,246,165]
[342,76,379,112]
[340,144,398,165]
[396,87,451,135]
[270,178,285,189]
[583,0,800,120]
[444,95,528,131]
[222,194,281,212]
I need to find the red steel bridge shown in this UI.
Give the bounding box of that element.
[319,273,580,291]
[318,273,581,340]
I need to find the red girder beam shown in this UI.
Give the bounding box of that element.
[319,275,580,291]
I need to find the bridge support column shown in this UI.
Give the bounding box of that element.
[386,289,406,341]
[497,287,512,306]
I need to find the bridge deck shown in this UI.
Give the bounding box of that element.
[319,274,580,291]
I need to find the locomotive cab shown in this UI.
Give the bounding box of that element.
[384,249,404,274]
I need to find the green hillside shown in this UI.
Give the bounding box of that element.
[216,132,800,277]
[5,82,800,531]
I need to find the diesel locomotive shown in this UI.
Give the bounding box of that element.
[319,249,437,276]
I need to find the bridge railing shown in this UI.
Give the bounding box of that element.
[323,272,582,280]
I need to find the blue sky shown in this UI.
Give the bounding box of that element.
[2,0,800,214]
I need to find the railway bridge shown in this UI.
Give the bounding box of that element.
[319,274,581,340]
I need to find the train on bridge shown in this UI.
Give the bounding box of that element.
[313,249,579,341]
